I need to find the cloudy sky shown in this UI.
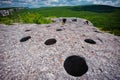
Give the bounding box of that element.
[0,0,120,8]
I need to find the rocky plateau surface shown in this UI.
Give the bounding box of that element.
[0,18,120,80]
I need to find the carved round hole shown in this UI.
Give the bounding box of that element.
[84,39,96,44]
[94,30,101,33]
[85,21,89,24]
[44,38,57,45]
[20,36,31,42]
[63,19,66,23]
[64,55,88,77]
[56,29,62,31]
[25,30,31,32]
[72,19,77,22]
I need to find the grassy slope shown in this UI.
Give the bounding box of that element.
[0,5,120,35]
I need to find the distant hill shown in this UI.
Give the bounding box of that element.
[71,5,120,13]
[36,5,120,13]
[0,7,28,10]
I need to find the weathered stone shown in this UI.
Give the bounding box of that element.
[0,18,120,80]
[0,8,24,17]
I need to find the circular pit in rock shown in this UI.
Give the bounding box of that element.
[44,38,57,45]
[63,19,67,23]
[20,36,31,42]
[25,30,31,32]
[72,19,77,22]
[84,39,96,44]
[64,55,88,77]
[56,29,62,31]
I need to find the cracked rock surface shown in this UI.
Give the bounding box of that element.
[0,18,120,80]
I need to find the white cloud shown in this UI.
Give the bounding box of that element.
[0,1,12,4]
[93,0,120,6]
[86,0,93,2]
[52,0,59,2]
[0,0,120,8]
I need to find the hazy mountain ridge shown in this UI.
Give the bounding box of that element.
[71,5,120,13]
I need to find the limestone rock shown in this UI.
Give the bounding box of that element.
[0,18,120,80]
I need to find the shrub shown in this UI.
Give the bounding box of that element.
[18,12,52,24]
[0,17,12,25]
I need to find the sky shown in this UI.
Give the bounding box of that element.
[0,0,120,8]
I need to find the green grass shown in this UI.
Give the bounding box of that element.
[0,12,52,24]
[12,12,52,24]
[0,5,120,35]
